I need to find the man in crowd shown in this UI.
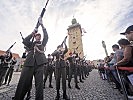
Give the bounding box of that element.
[109,44,123,91]
[120,25,133,42]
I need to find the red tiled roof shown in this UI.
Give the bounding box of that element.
[0,50,20,58]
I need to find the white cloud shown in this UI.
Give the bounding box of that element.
[0,0,133,60]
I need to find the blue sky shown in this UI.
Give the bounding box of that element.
[0,0,133,60]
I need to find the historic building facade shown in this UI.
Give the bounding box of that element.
[67,18,84,58]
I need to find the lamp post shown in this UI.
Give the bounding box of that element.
[102,40,108,57]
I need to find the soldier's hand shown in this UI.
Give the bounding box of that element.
[32,31,36,37]
[33,27,38,34]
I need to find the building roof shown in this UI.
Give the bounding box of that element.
[0,50,20,58]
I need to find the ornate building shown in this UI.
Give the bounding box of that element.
[67,18,84,58]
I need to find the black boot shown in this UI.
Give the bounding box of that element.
[55,90,60,100]
[26,91,31,100]
[49,84,53,88]
[80,80,84,83]
[26,95,31,100]
[63,91,70,100]
[3,82,6,85]
[68,83,72,89]
[82,78,85,80]
[43,81,46,89]
[12,97,15,100]
[43,85,45,89]
[85,75,88,78]
[7,83,9,86]
[75,84,80,90]
[43,82,45,89]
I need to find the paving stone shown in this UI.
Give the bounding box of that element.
[0,69,124,100]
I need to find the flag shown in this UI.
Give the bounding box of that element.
[82,28,87,33]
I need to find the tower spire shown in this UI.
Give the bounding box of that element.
[71,17,77,25]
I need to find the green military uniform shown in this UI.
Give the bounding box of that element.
[43,57,54,88]
[14,26,48,100]
[4,57,17,85]
[0,52,12,86]
[67,56,80,89]
[52,43,69,100]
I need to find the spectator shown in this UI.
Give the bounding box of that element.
[117,39,133,66]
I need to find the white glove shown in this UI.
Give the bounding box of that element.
[38,16,43,25]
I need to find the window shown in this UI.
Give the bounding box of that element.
[73,41,76,44]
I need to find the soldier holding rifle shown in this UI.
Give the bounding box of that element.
[13,17,48,100]
[0,42,15,86]
[4,57,17,86]
[67,52,80,89]
[43,54,54,89]
[0,51,13,86]
[52,36,70,100]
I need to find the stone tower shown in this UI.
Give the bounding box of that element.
[67,18,84,58]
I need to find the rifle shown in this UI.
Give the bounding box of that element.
[31,0,50,43]
[60,36,67,47]
[102,40,108,57]
[34,0,50,32]
[20,32,24,40]
[79,52,81,55]
[83,55,87,59]
[6,42,16,53]
[20,32,30,51]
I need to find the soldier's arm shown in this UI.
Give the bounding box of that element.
[63,43,68,55]
[51,50,58,56]
[9,52,13,60]
[22,33,33,47]
[41,24,48,47]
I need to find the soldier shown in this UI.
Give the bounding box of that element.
[52,41,69,100]
[43,54,54,88]
[83,61,88,78]
[13,17,48,100]
[67,52,80,89]
[77,58,84,83]
[4,57,17,85]
[80,59,86,80]
[65,60,70,81]
[21,50,32,100]
[0,51,12,86]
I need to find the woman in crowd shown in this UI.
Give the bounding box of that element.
[117,38,133,96]
[117,39,133,66]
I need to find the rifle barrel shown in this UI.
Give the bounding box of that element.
[6,42,16,52]
[45,0,50,9]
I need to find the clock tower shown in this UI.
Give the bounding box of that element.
[67,18,84,58]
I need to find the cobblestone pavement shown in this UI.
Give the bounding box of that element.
[0,69,124,100]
